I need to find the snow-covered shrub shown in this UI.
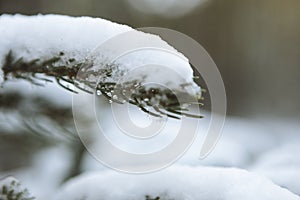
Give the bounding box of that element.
[0,177,35,200]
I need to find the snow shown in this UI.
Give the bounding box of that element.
[126,0,209,18]
[251,143,300,195]
[78,112,300,199]
[0,14,201,97]
[1,95,300,199]
[0,176,34,200]
[0,14,131,66]
[80,114,276,171]
[54,165,300,200]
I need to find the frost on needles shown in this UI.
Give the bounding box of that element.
[0,14,203,119]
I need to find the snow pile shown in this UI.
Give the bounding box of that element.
[252,143,300,195]
[78,113,300,198]
[54,166,300,200]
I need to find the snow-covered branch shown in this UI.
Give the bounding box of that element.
[0,14,203,119]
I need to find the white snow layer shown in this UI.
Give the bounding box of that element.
[126,0,209,18]
[252,143,300,196]
[77,107,300,199]
[0,14,201,96]
[0,14,131,64]
[54,166,300,200]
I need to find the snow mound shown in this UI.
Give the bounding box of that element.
[252,143,300,196]
[55,166,300,200]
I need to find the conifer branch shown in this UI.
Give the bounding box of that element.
[2,50,204,119]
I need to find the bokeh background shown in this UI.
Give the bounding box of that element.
[1,0,299,118]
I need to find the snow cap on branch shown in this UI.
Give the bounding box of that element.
[0,14,202,118]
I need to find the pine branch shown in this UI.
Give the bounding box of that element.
[145,194,176,200]
[2,50,204,119]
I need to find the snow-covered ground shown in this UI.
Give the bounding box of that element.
[78,109,300,199]
[1,84,300,199]
[55,166,300,200]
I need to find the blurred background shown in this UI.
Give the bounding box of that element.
[1,0,300,118]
